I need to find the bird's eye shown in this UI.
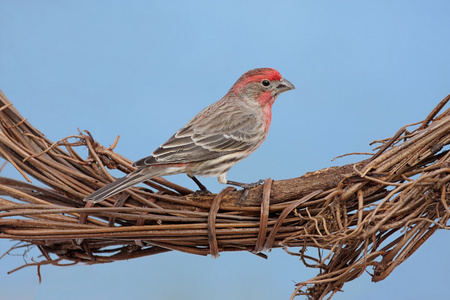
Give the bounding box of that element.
[261,80,270,87]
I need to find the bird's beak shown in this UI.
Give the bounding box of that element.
[277,78,295,94]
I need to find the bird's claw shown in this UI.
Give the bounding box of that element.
[254,179,265,186]
[237,179,265,205]
[239,189,250,205]
[192,188,212,200]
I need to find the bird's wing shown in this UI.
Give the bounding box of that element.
[133,107,265,168]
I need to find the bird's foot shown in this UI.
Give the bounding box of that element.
[192,187,212,200]
[193,188,212,196]
[226,179,265,205]
[227,179,265,190]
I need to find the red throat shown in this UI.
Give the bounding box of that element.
[258,91,275,107]
[259,92,275,132]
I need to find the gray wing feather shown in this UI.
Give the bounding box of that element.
[133,104,265,168]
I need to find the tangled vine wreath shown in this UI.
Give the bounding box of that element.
[0,90,449,299]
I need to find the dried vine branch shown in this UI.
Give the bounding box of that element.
[0,89,449,299]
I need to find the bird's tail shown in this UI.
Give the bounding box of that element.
[84,168,159,203]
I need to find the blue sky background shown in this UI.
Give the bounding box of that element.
[1,1,450,299]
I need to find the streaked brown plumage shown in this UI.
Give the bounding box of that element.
[85,68,294,203]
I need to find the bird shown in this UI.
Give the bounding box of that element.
[84,68,295,203]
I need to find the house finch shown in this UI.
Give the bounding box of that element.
[84,68,295,203]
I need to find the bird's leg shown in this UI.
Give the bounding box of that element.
[226,179,265,204]
[188,175,211,195]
